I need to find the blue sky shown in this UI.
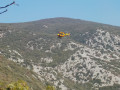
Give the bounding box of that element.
[0,0,120,26]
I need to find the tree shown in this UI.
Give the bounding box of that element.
[0,1,18,14]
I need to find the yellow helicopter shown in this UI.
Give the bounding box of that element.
[57,32,70,38]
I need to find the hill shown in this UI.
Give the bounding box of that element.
[0,17,120,90]
[0,55,45,90]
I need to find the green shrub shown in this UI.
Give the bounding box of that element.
[46,85,55,90]
[7,80,29,90]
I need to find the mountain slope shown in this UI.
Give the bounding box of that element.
[0,55,46,90]
[0,17,120,90]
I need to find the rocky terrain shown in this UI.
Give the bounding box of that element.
[0,18,120,90]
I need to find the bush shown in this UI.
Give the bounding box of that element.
[7,80,29,90]
[46,85,55,90]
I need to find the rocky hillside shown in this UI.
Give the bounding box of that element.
[0,17,120,90]
[0,55,45,90]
